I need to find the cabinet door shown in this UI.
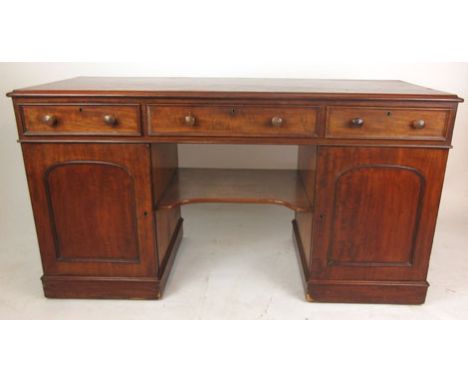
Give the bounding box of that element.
[311,147,448,281]
[22,144,157,277]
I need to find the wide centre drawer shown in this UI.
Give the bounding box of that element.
[326,107,450,140]
[21,104,141,136]
[147,104,319,137]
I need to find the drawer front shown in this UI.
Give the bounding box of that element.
[21,104,141,136]
[326,107,449,140]
[147,105,318,137]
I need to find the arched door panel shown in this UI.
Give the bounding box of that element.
[23,144,157,277]
[312,147,448,281]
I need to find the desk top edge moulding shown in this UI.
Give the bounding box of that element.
[7,76,464,101]
[8,77,463,304]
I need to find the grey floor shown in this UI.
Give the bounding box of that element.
[1,203,467,319]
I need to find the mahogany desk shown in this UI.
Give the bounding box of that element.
[7,77,463,304]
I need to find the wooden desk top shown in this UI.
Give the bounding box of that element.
[8,77,463,102]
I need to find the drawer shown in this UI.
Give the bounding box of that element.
[147,105,318,137]
[21,104,141,136]
[326,107,450,140]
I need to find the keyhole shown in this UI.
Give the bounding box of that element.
[387,111,392,116]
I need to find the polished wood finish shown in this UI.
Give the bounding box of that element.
[45,162,139,261]
[327,106,449,140]
[310,147,448,284]
[42,218,183,299]
[150,143,181,269]
[8,77,463,304]
[158,168,311,212]
[148,104,318,137]
[13,98,459,147]
[22,143,157,277]
[21,104,141,135]
[8,77,462,102]
[294,145,317,269]
[292,220,429,304]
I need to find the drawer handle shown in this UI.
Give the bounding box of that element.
[103,115,118,127]
[350,118,364,128]
[271,116,283,127]
[185,115,196,126]
[412,119,426,129]
[41,114,57,127]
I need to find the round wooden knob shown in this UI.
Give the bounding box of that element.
[185,115,196,126]
[41,114,57,127]
[103,115,117,127]
[350,118,364,128]
[271,116,283,127]
[412,119,426,129]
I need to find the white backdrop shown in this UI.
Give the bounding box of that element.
[1,62,467,252]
